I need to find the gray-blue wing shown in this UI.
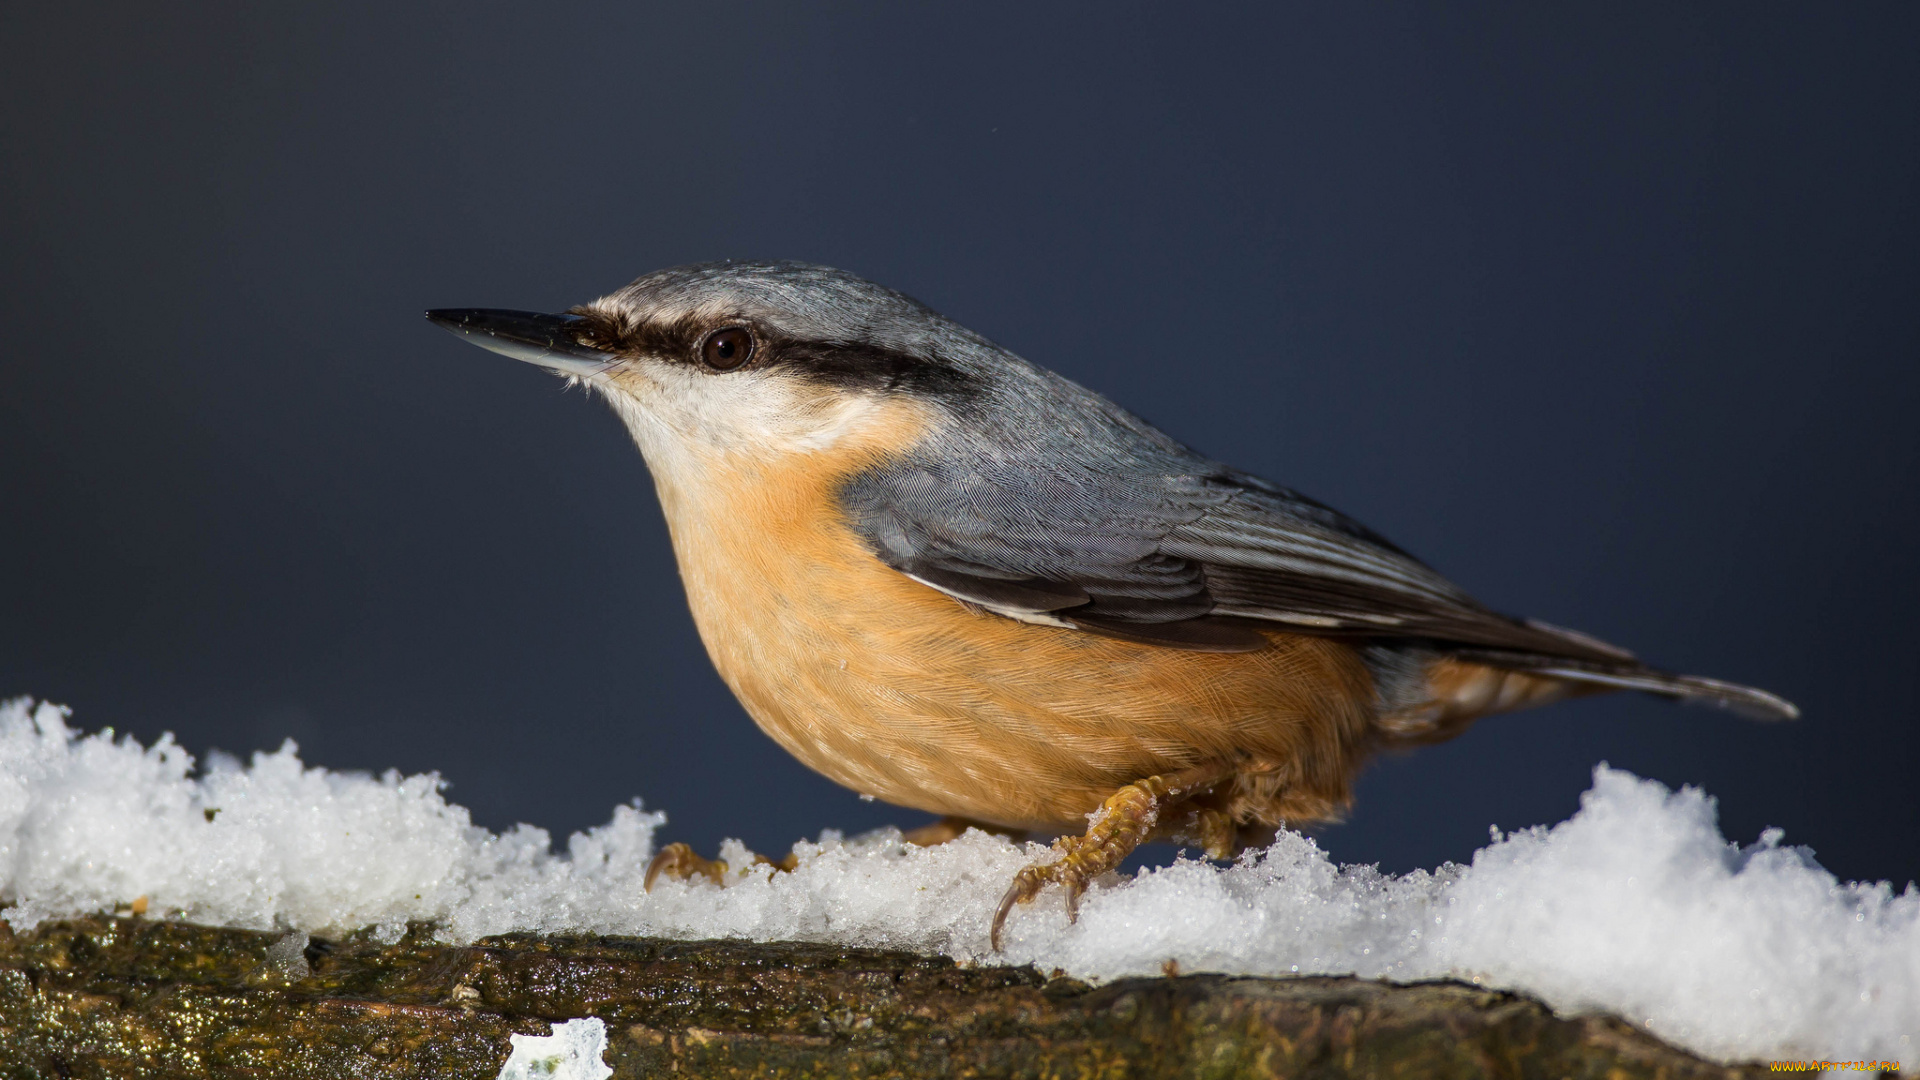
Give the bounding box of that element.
[839,457,1635,663]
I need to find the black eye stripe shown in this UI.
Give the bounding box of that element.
[763,340,986,397]
[566,310,983,399]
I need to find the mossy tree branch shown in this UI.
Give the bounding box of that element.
[0,916,1793,1078]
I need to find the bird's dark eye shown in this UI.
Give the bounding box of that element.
[700,326,754,371]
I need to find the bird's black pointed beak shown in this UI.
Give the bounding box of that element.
[425,308,619,378]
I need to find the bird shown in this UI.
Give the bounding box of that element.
[427,260,1797,950]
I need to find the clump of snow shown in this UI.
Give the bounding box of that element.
[496,1017,611,1080]
[0,698,1912,1066]
[263,929,311,981]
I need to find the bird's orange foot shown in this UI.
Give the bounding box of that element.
[643,842,798,891]
[990,762,1241,951]
[1164,804,1237,862]
[643,842,728,890]
[989,777,1170,951]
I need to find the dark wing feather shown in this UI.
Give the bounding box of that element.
[1162,483,1640,663]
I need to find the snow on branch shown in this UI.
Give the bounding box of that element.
[0,697,1911,1064]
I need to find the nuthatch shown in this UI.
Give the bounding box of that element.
[428,261,1796,950]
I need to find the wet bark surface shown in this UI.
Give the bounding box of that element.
[0,915,1784,1078]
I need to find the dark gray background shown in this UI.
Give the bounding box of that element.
[3,4,1914,885]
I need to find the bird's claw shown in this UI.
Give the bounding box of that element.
[644,842,799,892]
[990,774,1177,951]
[990,856,1075,950]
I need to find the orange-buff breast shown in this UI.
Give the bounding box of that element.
[656,403,1381,833]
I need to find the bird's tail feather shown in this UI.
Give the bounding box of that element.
[1457,649,1799,721]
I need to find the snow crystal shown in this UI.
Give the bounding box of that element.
[496,1017,611,1080]
[0,697,1912,1066]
